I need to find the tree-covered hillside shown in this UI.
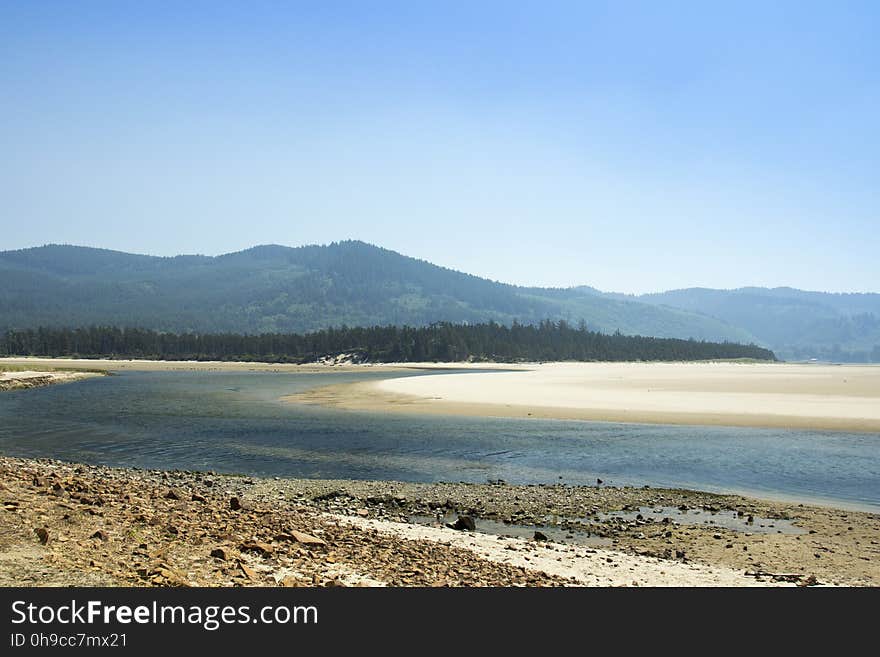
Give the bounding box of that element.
[3,242,875,361]
[0,242,753,342]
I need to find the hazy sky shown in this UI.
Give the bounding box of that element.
[2,1,878,293]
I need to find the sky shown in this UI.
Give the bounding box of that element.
[1,1,878,294]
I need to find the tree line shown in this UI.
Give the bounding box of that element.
[0,322,777,363]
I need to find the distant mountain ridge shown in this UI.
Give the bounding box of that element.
[580,285,880,362]
[1,241,877,361]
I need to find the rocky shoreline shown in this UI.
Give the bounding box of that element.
[0,456,876,587]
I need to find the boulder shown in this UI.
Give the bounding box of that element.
[210,547,231,561]
[447,516,476,531]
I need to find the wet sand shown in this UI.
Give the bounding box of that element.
[294,362,880,432]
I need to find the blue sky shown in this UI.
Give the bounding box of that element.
[2,1,877,293]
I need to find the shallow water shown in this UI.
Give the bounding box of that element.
[409,512,613,546]
[598,507,806,534]
[0,369,878,512]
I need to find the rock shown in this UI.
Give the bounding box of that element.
[229,497,243,511]
[91,530,109,541]
[35,527,49,545]
[191,493,206,503]
[164,488,182,500]
[210,547,230,561]
[151,563,190,587]
[281,530,327,547]
[447,516,476,531]
[533,531,548,541]
[240,540,274,556]
[798,575,819,587]
[238,561,258,580]
[356,509,369,517]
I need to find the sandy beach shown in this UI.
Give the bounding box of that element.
[0,368,104,391]
[295,361,880,432]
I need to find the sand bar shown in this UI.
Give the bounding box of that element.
[295,362,880,433]
[0,368,103,391]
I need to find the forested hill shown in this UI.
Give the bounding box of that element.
[3,242,875,360]
[0,323,777,363]
[631,288,880,362]
[0,242,754,343]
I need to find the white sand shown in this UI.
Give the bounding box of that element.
[359,362,880,432]
[0,369,101,386]
[334,514,791,587]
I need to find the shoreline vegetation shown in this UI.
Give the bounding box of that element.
[0,322,777,364]
[1,456,876,587]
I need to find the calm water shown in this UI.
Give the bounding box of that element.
[0,370,878,512]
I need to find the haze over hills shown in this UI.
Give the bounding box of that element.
[580,287,880,362]
[1,241,877,362]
